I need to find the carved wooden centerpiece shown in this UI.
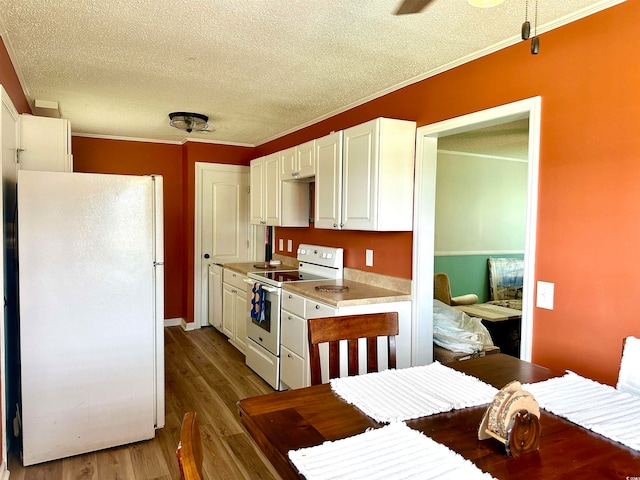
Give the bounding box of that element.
[478,380,541,457]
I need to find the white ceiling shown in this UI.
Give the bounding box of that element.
[0,0,623,146]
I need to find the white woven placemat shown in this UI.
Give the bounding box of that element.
[330,362,498,423]
[524,371,640,451]
[288,422,496,480]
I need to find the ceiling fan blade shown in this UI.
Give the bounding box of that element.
[394,0,435,15]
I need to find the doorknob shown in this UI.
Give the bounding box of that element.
[204,254,210,259]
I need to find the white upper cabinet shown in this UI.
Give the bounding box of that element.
[249,156,266,225]
[264,153,281,224]
[281,139,316,180]
[250,153,309,227]
[19,115,73,172]
[315,131,343,229]
[316,117,416,231]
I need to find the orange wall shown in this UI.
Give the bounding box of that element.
[7,1,640,385]
[72,137,184,319]
[72,137,255,323]
[180,142,255,325]
[1,37,30,113]
[257,2,640,385]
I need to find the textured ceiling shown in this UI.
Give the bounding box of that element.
[0,0,624,146]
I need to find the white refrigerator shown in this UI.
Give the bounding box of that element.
[17,170,165,466]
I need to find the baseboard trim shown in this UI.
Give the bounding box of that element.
[163,318,182,327]
[181,319,198,331]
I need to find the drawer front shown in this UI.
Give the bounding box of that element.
[246,340,281,390]
[281,346,306,390]
[223,269,247,290]
[282,291,305,317]
[281,310,306,357]
[306,300,337,319]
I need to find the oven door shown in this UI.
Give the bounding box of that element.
[245,280,281,356]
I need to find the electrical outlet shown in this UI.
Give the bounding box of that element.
[278,238,283,251]
[536,281,554,310]
[365,249,374,267]
[287,239,293,252]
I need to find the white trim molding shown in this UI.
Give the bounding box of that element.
[412,96,541,365]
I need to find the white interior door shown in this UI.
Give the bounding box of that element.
[195,163,250,328]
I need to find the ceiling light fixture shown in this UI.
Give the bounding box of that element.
[168,112,209,133]
[467,0,506,7]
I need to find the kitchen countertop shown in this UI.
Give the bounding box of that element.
[222,261,298,277]
[283,279,411,307]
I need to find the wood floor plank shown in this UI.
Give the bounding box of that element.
[61,453,98,480]
[96,448,135,480]
[8,326,280,479]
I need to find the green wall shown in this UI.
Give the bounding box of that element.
[434,254,524,303]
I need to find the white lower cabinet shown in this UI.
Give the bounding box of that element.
[281,291,338,389]
[280,289,412,389]
[222,268,248,353]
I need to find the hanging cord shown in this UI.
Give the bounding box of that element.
[522,0,530,40]
[531,0,540,54]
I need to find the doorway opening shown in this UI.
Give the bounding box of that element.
[410,97,541,366]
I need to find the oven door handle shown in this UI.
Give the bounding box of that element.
[243,278,278,293]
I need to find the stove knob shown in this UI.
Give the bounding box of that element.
[327,253,333,259]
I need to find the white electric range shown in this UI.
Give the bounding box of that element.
[245,244,344,390]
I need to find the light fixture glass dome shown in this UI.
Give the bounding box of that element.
[468,0,506,7]
[168,112,209,133]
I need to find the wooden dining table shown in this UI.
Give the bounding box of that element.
[237,354,640,479]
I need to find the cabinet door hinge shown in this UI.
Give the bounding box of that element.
[16,148,25,164]
[247,186,250,194]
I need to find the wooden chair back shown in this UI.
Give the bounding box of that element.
[434,272,453,305]
[307,312,399,386]
[176,411,203,480]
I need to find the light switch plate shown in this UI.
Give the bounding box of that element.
[287,239,293,252]
[278,238,283,251]
[536,281,554,310]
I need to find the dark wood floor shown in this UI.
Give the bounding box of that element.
[8,326,281,480]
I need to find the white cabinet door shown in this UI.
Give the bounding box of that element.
[281,141,315,180]
[249,157,265,225]
[296,139,316,178]
[342,121,377,230]
[19,115,72,172]
[263,153,281,225]
[222,283,236,339]
[208,264,223,331]
[314,131,343,229]
[233,286,248,353]
[280,147,297,180]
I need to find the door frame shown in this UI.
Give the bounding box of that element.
[194,162,250,330]
[411,96,542,365]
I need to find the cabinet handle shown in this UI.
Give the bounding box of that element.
[315,305,320,309]
[288,294,293,299]
[333,223,337,228]
[287,316,292,320]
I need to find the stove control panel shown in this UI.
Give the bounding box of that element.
[297,244,344,270]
